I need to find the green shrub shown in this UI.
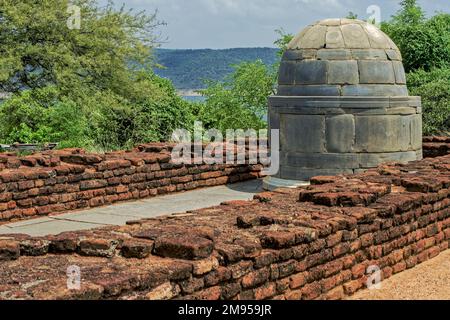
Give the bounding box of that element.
[0,87,91,148]
[407,68,450,135]
[80,73,197,151]
[381,1,450,73]
[199,60,275,132]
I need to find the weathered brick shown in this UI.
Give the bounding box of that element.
[0,240,20,261]
[154,235,213,260]
[120,240,153,259]
[241,268,270,289]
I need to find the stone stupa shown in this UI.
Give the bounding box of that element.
[264,18,422,190]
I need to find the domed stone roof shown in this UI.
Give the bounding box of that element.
[278,19,408,96]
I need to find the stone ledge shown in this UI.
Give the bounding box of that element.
[269,95,421,109]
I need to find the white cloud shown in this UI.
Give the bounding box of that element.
[103,0,449,48]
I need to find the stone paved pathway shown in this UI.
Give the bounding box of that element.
[349,250,450,300]
[0,180,263,237]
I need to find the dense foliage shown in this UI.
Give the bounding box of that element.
[381,0,450,135]
[0,0,448,151]
[407,68,450,135]
[381,1,450,73]
[198,61,276,131]
[154,48,278,89]
[0,0,195,150]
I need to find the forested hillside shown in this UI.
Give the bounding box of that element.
[154,48,278,89]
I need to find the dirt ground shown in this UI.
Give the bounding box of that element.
[348,250,450,300]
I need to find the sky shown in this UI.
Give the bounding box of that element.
[104,0,450,49]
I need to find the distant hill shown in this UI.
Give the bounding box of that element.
[154,48,279,90]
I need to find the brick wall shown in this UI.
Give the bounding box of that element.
[0,143,263,223]
[0,150,449,300]
[423,136,450,158]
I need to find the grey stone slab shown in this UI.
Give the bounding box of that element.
[358,60,395,84]
[317,49,352,60]
[281,152,359,169]
[282,50,303,61]
[299,24,327,49]
[268,109,280,130]
[363,24,390,49]
[277,85,340,96]
[385,49,402,61]
[269,96,391,108]
[319,18,341,26]
[2,220,104,237]
[288,26,312,50]
[280,166,353,181]
[263,176,310,191]
[0,226,13,234]
[299,49,318,60]
[0,180,263,236]
[278,61,296,85]
[4,217,55,229]
[411,114,423,150]
[359,151,419,168]
[351,49,387,60]
[272,106,346,116]
[53,212,139,226]
[342,84,408,96]
[392,61,407,84]
[347,107,416,115]
[354,115,411,153]
[282,49,317,61]
[326,26,345,48]
[341,18,365,25]
[326,115,355,152]
[280,114,325,153]
[295,60,328,85]
[341,24,371,48]
[415,149,424,160]
[390,96,421,108]
[328,60,359,84]
[387,37,400,52]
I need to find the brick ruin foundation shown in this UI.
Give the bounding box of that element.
[0,143,263,223]
[0,136,449,300]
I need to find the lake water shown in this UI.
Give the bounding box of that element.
[182,95,206,102]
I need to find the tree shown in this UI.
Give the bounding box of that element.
[381,0,450,135]
[381,0,449,72]
[407,69,450,135]
[0,0,163,98]
[199,60,274,132]
[273,29,294,58]
[392,0,425,25]
[0,1,199,149]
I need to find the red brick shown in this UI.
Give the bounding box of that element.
[254,283,277,300]
[284,289,302,300]
[392,262,407,274]
[324,286,344,300]
[301,282,322,300]
[290,272,307,289]
[343,279,363,295]
[241,268,270,289]
[154,235,213,260]
[351,263,367,279]
[0,240,20,261]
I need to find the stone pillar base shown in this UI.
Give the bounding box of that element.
[263,176,310,191]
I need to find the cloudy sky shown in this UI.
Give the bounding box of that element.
[104,0,449,49]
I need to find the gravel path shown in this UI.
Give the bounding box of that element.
[349,250,450,300]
